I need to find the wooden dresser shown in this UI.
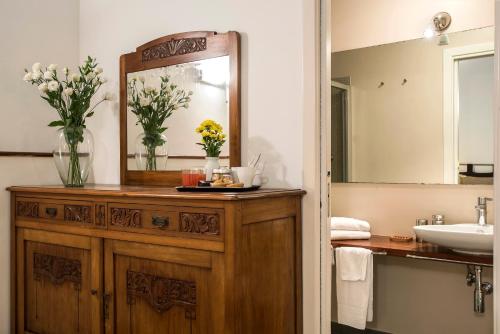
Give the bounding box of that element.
[9,185,304,334]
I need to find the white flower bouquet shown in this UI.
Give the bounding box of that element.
[23,56,111,186]
[127,74,192,170]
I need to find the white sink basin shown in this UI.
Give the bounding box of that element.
[413,224,494,255]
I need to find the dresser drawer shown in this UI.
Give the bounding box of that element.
[15,197,106,228]
[108,202,224,240]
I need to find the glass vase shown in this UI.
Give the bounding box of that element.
[135,132,168,171]
[204,156,220,181]
[53,128,94,187]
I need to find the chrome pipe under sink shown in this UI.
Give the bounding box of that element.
[467,265,493,313]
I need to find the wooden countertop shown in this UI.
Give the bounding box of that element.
[8,184,305,201]
[331,235,493,266]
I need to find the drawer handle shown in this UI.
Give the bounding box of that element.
[152,216,169,228]
[45,208,58,217]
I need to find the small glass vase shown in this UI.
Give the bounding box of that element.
[135,132,168,171]
[53,128,94,187]
[204,156,220,181]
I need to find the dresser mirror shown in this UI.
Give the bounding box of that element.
[120,31,240,186]
[331,26,494,185]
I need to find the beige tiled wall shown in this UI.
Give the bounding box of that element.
[331,183,494,235]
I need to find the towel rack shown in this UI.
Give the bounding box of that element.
[333,249,387,256]
[372,251,387,256]
[406,254,493,267]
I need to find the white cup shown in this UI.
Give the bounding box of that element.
[252,173,269,186]
[233,167,256,187]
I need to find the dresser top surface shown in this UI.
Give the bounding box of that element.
[8,184,305,201]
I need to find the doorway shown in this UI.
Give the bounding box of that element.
[330,81,351,183]
[443,43,494,184]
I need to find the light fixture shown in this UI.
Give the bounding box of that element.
[433,12,452,32]
[423,11,452,45]
[423,27,435,39]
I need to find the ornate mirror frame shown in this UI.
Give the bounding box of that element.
[120,31,241,186]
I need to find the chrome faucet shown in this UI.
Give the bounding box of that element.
[475,197,493,226]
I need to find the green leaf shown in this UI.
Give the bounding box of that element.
[48,120,65,127]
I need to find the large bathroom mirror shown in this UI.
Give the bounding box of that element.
[331,26,494,185]
[120,31,240,186]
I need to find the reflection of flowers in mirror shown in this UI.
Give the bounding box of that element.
[127,74,193,171]
[195,119,226,158]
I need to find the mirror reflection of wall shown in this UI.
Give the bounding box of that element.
[331,26,494,184]
[127,56,230,171]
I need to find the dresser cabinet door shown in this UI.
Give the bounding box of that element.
[104,240,224,334]
[16,228,103,334]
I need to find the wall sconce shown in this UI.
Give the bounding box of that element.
[423,12,452,45]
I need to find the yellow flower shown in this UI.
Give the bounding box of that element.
[200,119,215,128]
[197,119,225,142]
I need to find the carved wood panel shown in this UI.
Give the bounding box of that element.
[33,253,82,290]
[16,201,39,218]
[64,205,92,224]
[95,204,106,226]
[110,208,142,228]
[179,213,220,235]
[126,270,197,319]
[142,37,207,62]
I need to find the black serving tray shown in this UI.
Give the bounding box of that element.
[176,185,261,192]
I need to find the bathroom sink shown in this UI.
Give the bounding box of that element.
[413,224,494,255]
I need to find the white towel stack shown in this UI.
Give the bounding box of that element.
[331,217,371,240]
[335,247,373,329]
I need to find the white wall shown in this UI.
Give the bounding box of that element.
[0,1,78,332]
[80,0,304,188]
[0,0,79,153]
[332,0,494,52]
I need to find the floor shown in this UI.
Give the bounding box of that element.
[332,322,389,334]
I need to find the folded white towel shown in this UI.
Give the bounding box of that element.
[331,217,371,232]
[331,230,371,240]
[335,247,373,330]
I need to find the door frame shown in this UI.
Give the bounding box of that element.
[494,3,500,333]
[442,42,494,184]
[331,81,352,182]
[320,0,332,332]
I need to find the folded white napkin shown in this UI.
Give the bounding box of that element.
[331,230,371,240]
[335,247,373,330]
[331,217,371,232]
